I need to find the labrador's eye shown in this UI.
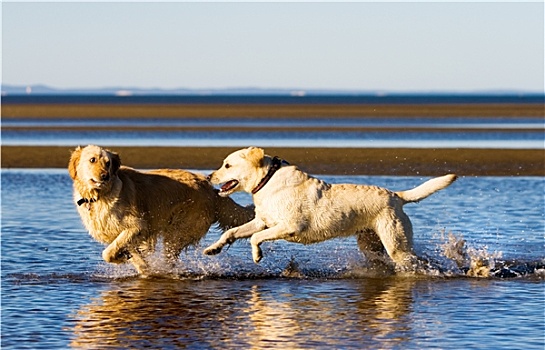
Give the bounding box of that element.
[105,160,111,167]
[225,163,231,169]
[90,157,96,163]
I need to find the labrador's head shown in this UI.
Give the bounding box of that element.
[69,145,121,190]
[208,147,266,196]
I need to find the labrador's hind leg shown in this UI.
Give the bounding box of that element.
[373,209,418,270]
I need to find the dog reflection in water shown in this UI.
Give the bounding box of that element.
[70,278,415,348]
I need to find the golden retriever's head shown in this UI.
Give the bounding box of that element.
[208,147,267,197]
[69,145,121,191]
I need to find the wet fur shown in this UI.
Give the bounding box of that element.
[69,145,253,275]
[204,147,457,269]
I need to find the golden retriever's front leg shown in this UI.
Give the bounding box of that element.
[102,227,149,273]
[250,225,294,263]
[203,219,266,256]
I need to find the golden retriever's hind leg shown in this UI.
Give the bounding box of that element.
[129,251,150,276]
[162,239,191,268]
[163,221,211,268]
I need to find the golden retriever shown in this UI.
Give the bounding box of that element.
[69,145,254,275]
[204,147,457,270]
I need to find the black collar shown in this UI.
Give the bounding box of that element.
[77,198,97,206]
[252,156,286,194]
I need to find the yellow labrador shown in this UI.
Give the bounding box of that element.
[204,147,457,269]
[69,145,253,275]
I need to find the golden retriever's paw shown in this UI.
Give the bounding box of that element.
[102,247,131,264]
[203,244,223,256]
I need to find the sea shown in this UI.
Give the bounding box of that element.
[1,95,544,349]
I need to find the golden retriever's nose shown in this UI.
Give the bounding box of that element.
[100,172,110,181]
[206,173,212,182]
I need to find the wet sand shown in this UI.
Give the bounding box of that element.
[2,146,543,176]
[2,102,544,118]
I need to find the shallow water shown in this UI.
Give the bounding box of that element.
[2,116,544,149]
[2,170,544,349]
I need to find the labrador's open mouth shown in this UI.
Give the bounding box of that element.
[219,180,239,195]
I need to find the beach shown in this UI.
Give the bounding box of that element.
[2,101,543,176]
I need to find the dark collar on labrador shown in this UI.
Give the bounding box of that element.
[252,156,287,194]
[77,197,97,206]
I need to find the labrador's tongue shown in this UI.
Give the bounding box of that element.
[221,180,239,192]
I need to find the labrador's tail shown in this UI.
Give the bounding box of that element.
[396,174,457,204]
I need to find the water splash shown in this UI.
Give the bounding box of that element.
[439,231,501,277]
[438,231,544,279]
[10,232,542,285]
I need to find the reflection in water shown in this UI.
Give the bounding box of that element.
[70,277,415,348]
[71,278,243,348]
[242,278,415,349]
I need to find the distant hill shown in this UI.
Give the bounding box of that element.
[2,84,540,97]
[1,84,378,96]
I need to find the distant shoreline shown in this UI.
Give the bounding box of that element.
[2,146,543,176]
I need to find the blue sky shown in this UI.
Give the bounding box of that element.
[3,1,544,93]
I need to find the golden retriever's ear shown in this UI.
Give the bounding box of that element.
[245,147,265,167]
[110,151,121,174]
[68,146,82,180]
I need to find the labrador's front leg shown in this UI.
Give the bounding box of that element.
[249,224,295,263]
[204,218,266,256]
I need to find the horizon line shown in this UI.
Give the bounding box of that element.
[2,84,544,96]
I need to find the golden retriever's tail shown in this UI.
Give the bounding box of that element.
[396,174,457,204]
[214,193,255,231]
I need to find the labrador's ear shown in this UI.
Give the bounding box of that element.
[109,150,121,174]
[68,146,82,180]
[245,147,265,167]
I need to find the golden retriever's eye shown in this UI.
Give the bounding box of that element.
[89,157,96,163]
[225,163,231,169]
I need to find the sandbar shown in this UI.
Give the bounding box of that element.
[2,146,543,176]
[3,103,544,119]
